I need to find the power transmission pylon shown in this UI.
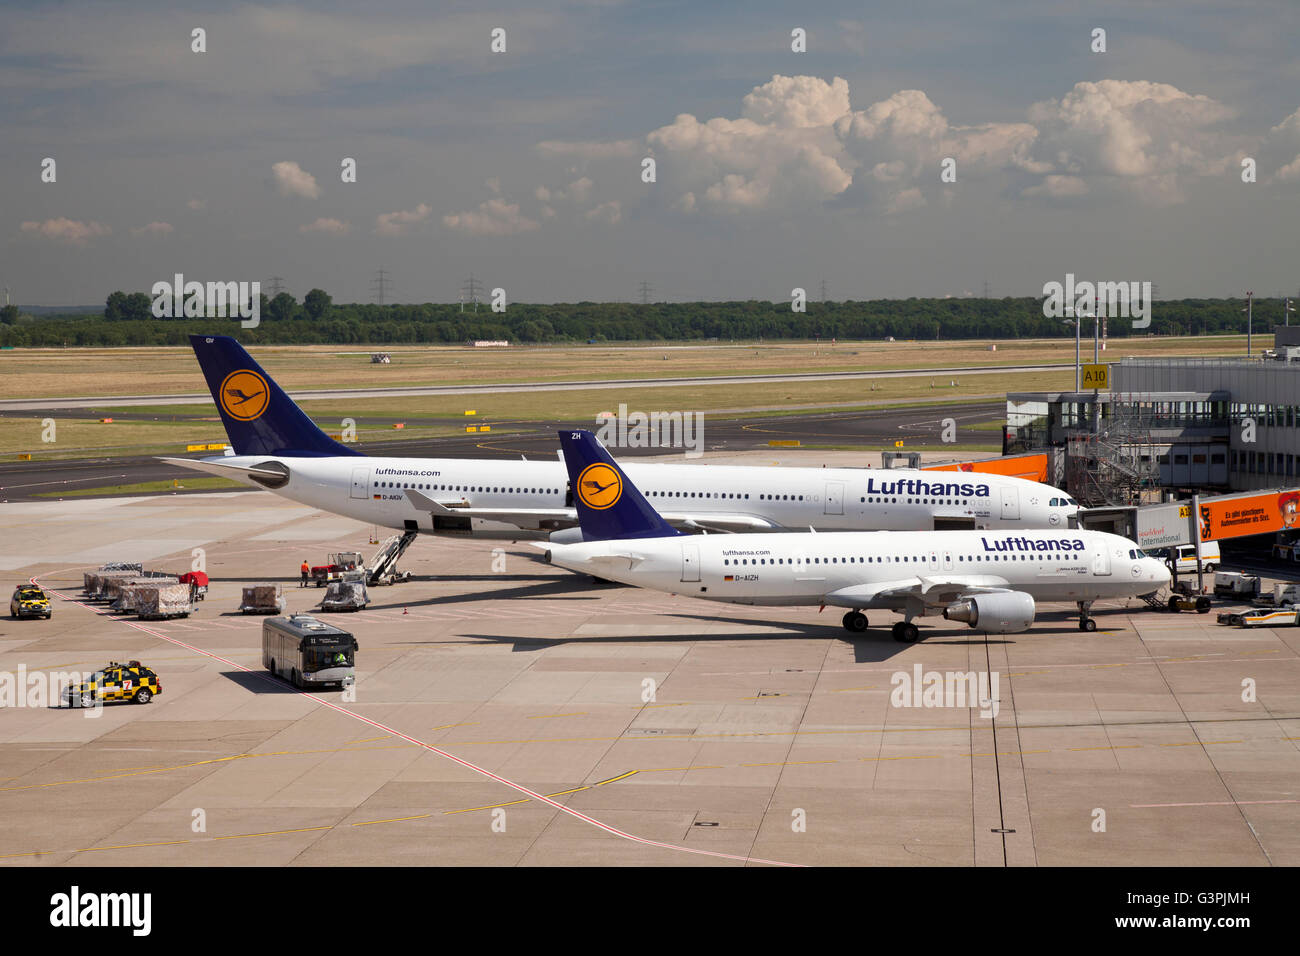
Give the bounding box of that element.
[638,281,653,305]
[370,269,391,306]
[819,279,828,303]
[266,276,286,297]
[461,275,483,312]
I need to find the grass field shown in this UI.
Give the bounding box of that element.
[0,368,1054,459]
[33,477,244,497]
[0,334,1253,400]
[0,418,466,458]
[0,333,1248,460]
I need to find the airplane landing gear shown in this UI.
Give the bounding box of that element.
[842,610,868,633]
[1078,601,1097,632]
[892,620,920,643]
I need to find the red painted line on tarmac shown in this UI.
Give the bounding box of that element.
[33,576,802,867]
[1130,798,1300,808]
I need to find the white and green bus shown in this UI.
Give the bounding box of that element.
[263,614,357,689]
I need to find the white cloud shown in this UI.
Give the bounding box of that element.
[1023,80,1236,200]
[834,89,1038,208]
[20,218,110,245]
[272,161,320,199]
[1264,108,1300,183]
[300,217,351,235]
[441,198,539,236]
[527,75,1247,222]
[375,203,432,237]
[584,200,622,224]
[741,74,851,128]
[130,221,174,237]
[640,76,854,215]
[885,187,926,215]
[1021,174,1089,199]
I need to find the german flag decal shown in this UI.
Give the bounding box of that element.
[723,575,734,582]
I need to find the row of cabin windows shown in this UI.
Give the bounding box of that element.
[376,482,561,494]
[723,553,1082,566]
[649,491,751,499]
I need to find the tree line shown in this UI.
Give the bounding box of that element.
[0,292,1292,347]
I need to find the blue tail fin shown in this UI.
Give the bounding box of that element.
[558,430,679,541]
[189,334,361,457]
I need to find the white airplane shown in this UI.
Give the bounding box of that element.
[544,430,1170,641]
[164,334,1081,544]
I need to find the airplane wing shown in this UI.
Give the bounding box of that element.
[403,488,572,525]
[402,488,778,534]
[158,456,286,486]
[822,576,1012,610]
[658,511,781,533]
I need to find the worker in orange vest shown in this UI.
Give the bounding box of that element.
[300,560,310,587]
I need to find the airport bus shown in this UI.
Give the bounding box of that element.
[262,614,358,689]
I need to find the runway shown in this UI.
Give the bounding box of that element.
[0,365,1066,412]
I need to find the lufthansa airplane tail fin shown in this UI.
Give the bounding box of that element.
[557,430,680,542]
[188,334,361,457]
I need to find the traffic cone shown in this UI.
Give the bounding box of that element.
[403,608,408,615]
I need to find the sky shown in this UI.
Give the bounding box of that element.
[3,0,1299,306]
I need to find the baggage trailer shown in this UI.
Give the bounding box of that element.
[319,575,370,612]
[239,583,285,614]
[136,583,194,620]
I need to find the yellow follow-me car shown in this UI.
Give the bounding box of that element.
[10,585,52,619]
[61,661,162,708]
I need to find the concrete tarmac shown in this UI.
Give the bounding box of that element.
[2,486,1297,867]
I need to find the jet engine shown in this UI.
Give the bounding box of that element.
[943,591,1035,633]
[548,527,585,545]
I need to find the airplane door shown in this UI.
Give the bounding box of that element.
[824,481,844,516]
[942,551,953,571]
[681,542,701,582]
[928,551,940,572]
[1000,487,1019,521]
[1093,543,1112,576]
[350,467,370,500]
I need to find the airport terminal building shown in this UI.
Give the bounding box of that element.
[1006,328,1300,505]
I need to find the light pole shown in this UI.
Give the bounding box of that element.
[1243,291,1253,356]
[1285,297,1296,327]
[1063,317,1080,391]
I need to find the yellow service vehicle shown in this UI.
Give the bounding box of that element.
[60,660,162,708]
[10,585,52,619]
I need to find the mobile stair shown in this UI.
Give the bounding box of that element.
[366,531,418,585]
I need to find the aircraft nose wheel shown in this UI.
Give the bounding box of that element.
[1077,600,1097,632]
[892,621,920,643]
[842,610,868,633]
